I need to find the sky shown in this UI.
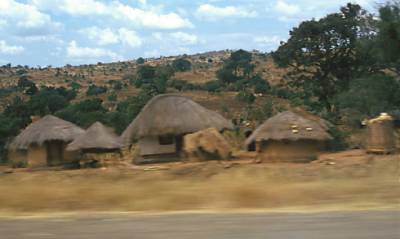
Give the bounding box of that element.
[0,0,383,67]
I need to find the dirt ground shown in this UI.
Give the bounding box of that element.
[0,151,398,215]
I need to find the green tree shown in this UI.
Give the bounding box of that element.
[217,49,255,84]
[172,58,192,72]
[375,1,400,73]
[273,3,376,112]
[136,57,145,64]
[56,99,108,128]
[337,74,400,117]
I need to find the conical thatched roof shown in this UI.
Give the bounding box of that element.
[10,115,84,150]
[121,94,233,145]
[245,111,332,145]
[66,122,123,151]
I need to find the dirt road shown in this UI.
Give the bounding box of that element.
[0,210,399,239]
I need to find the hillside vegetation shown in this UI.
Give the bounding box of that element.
[0,2,399,163]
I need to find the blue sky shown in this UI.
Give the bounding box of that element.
[0,0,382,67]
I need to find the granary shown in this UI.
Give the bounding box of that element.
[245,111,332,162]
[366,113,396,154]
[9,115,84,167]
[66,122,123,166]
[121,94,233,164]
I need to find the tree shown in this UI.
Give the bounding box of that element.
[56,99,108,128]
[136,57,145,64]
[172,58,192,72]
[337,74,400,117]
[375,1,400,74]
[217,49,255,84]
[272,3,376,112]
[135,65,171,94]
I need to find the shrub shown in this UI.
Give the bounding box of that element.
[202,80,223,92]
[86,85,107,96]
[236,90,256,104]
[172,58,192,72]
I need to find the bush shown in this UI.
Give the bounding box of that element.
[69,81,81,91]
[236,90,256,104]
[327,126,349,151]
[86,85,107,96]
[136,57,145,64]
[172,58,192,72]
[108,93,117,102]
[202,80,223,92]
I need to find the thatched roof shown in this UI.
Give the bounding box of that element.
[10,115,84,150]
[66,122,123,151]
[121,94,233,145]
[245,111,332,145]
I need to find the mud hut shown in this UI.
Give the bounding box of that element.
[9,115,84,167]
[67,122,122,152]
[66,122,123,166]
[245,111,332,162]
[366,113,396,154]
[121,94,233,164]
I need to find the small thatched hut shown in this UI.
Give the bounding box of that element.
[66,122,123,166]
[67,122,122,152]
[9,115,84,167]
[121,94,233,164]
[366,113,396,154]
[245,111,332,162]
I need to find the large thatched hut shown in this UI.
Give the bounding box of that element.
[121,94,233,164]
[245,111,332,162]
[9,115,84,167]
[366,113,396,154]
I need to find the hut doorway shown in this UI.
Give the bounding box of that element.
[175,135,183,153]
[46,140,64,166]
[245,130,256,151]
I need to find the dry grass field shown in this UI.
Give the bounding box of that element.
[0,152,398,215]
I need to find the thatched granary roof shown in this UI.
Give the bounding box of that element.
[66,122,123,151]
[121,94,233,145]
[10,115,84,150]
[245,111,332,145]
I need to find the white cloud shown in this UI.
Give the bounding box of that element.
[0,0,61,36]
[112,2,192,29]
[151,32,199,46]
[254,35,282,45]
[66,41,121,60]
[274,0,301,16]
[83,27,119,45]
[61,0,108,15]
[33,0,192,30]
[0,40,24,55]
[170,32,198,45]
[196,4,257,20]
[118,28,142,48]
[81,27,142,48]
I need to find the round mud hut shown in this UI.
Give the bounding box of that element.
[9,115,84,167]
[121,94,233,164]
[366,113,396,154]
[245,111,332,162]
[66,122,123,166]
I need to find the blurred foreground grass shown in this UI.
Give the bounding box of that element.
[0,154,398,214]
